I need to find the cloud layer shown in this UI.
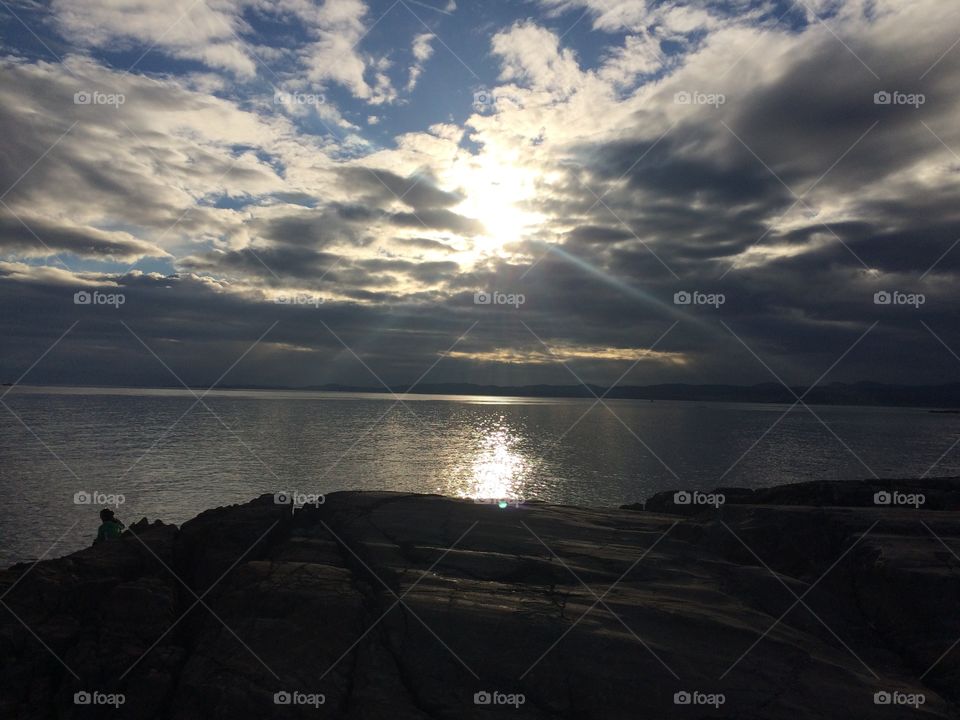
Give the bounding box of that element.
[2,0,959,388]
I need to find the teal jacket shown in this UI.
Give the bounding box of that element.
[94,520,124,545]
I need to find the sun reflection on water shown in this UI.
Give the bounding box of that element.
[458,425,530,502]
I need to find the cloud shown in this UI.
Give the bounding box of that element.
[537,0,715,34]
[598,34,666,87]
[539,0,652,32]
[51,0,258,77]
[3,0,960,388]
[300,0,399,105]
[49,0,407,105]
[336,167,464,210]
[406,32,435,91]
[492,21,585,95]
[448,345,687,365]
[0,212,169,262]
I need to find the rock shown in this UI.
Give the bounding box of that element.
[2,481,960,718]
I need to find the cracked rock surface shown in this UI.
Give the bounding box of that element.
[2,482,959,719]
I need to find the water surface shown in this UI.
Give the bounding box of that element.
[1,385,957,565]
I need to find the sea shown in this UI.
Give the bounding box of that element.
[1,385,958,566]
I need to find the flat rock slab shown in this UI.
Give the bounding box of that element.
[2,484,960,719]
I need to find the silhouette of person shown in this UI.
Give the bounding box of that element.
[93,508,125,545]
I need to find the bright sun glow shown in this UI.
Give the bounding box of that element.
[447,153,544,255]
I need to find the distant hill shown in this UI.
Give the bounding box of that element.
[281,381,960,408]
[21,381,959,408]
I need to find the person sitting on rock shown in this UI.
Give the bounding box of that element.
[93,508,125,545]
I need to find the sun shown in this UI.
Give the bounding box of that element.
[447,152,544,257]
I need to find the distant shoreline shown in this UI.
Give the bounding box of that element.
[5,381,960,409]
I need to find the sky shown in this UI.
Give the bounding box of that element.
[0,0,959,389]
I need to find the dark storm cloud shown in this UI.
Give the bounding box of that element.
[357,258,461,284]
[336,167,464,210]
[536,21,960,294]
[565,225,634,244]
[508,236,960,386]
[0,267,537,387]
[542,34,960,285]
[0,213,167,261]
[178,246,342,282]
[389,236,457,253]
[178,245,462,292]
[389,208,484,236]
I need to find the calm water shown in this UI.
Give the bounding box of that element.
[1,385,958,566]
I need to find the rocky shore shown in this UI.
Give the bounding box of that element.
[2,479,960,718]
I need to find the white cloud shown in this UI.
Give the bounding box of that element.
[538,0,723,35]
[597,33,665,87]
[491,22,585,95]
[300,0,399,105]
[538,0,652,32]
[407,32,435,91]
[51,0,258,77]
[51,0,404,105]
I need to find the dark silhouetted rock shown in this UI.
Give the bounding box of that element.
[2,481,960,718]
